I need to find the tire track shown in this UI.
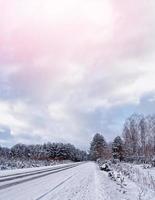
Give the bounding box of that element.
[35,175,74,200]
[0,164,78,183]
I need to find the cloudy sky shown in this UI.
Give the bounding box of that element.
[0,0,155,149]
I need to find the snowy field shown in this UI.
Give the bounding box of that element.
[0,162,155,200]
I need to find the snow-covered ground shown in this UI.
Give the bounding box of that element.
[112,162,155,190]
[0,162,155,200]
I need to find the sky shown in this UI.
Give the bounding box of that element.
[0,0,155,149]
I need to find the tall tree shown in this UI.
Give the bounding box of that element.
[89,133,107,161]
[123,114,142,157]
[139,117,146,156]
[112,136,124,161]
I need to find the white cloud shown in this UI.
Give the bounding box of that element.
[48,103,69,121]
[0,101,30,135]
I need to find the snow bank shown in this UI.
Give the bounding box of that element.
[0,157,72,171]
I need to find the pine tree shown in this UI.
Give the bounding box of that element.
[112,136,124,161]
[89,133,107,161]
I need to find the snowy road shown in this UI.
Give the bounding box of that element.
[0,162,154,200]
[0,163,81,190]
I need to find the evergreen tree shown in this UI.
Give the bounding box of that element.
[112,136,124,161]
[89,133,107,161]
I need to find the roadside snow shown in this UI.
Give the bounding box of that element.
[0,162,74,177]
[0,157,72,171]
[111,162,155,200]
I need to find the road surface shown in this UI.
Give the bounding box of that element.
[0,162,152,200]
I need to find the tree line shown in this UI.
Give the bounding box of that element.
[0,142,87,162]
[1,113,155,165]
[89,114,155,163]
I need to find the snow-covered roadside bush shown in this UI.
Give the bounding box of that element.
[112,163,155,191]
[108,171,126,188]
[97,160,127,194]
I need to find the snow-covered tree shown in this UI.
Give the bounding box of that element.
[11,144,30,159]
[112,136,124,161]
[89,133,107,161]
[122,113,155,162]
[122,114,142,158]
[139,117,147,156]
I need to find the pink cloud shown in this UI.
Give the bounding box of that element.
[0,0,153,66]
[0,0,154,97]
